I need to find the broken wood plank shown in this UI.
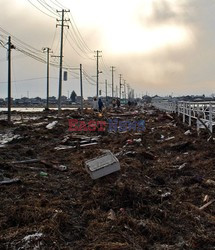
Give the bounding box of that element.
[0,178,21,185]
[199,199,215,210]
[11,159,40,164]
[185,202,215,224]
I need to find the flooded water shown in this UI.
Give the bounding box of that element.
[0,107,78,112]
[0,107,78,120]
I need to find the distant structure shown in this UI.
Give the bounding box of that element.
[70,91,77,102]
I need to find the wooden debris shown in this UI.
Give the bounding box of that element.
[107,209,116,221]
[199,199,215,210]
[0,178,20,185]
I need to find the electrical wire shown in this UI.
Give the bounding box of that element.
[36,0,59,16]
[0,26,44,56]
[65,30,94,60]
[48,0,64,9]
[27,0,94,61]
[40,0,60,14]
[26,0,57,19]
[83,74,96,86]
[52,0,67,9]
[68,18,93,54]
[83,69,97,83]
[0,77,58,84]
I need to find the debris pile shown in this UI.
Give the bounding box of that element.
[0,107,215,249]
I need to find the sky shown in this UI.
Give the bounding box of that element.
[0,0,215,99]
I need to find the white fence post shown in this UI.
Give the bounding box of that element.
[152,100,214,134]
[197,103,200,131]
[189,103,192,126]
[183,102,185,123]
[209,102,213,133]
[178,102,180,116]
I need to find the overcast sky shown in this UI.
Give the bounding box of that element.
[0,0,215,98]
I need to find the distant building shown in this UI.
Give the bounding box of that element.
[61,95,68,104]
[142,95,152,103]
[32,97,42,105]
[0,98,5,105]
[76,96,83,104]
[48,96,57,104]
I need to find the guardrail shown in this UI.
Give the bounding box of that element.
[152,100,215,133]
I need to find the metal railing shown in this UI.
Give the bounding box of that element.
[152,100,177,113]
[152,100,215,133]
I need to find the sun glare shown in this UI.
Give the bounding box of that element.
[65,0,190,54]
[104,24,190,55]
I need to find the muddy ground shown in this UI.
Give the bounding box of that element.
[0,106,215,249]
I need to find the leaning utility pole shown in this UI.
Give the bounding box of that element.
[80,64,83,110]
[56,9,70,113]
[119,74,122,100]
[95,50,102,97]
[43,47,52,110]
[110,66,115,98]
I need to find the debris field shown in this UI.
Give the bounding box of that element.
[0,106,215,249]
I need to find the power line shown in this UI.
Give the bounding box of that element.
[0,26,44,55]
[53,0,66,9]
[36,0,59,16]
[26,0,57,19]
[0,77,58,84]
[68,18,93,54]
[65,30,94,60]
[49,0,64,9]
[83,69,96,83]
[40,0,60,14]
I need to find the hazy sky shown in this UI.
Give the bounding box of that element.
[0,0,215,98]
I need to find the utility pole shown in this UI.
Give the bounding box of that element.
[124,80,126,100]
[105,79,107,106]
[110,66,115,98]
[127,84,130,100]
[56,9,70,113]
[116,85,118,98]
[80,64,83,110]
[119,74,122,100]
[94,50,102,97]
[43,47,52,110]
[7,36,11,123]
[7,36,15,123]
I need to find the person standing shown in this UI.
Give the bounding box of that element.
[93,97,98,111]
[98,98,104,112]
[116,98,120,108]
[112,99,116,108]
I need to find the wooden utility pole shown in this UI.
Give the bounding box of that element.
[80,64,83,110]
[119,74,122,100]
[124,80,126,100]
[7,36,15,123]
[105,79,108,105]
[110,66,115,98]
[43,47,52,110]
[7,36,11,123]
[56,9,70,113]
[95,50,102,97]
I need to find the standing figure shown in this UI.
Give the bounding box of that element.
[116,98,121,108]
[93,97,98,111]
[98,98,104,112]
[112,99,116,108]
